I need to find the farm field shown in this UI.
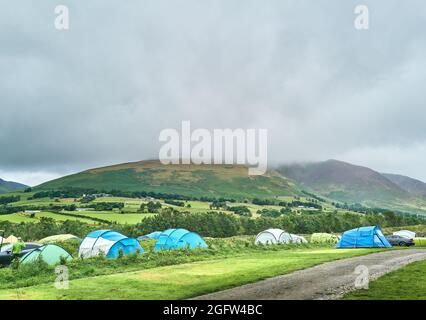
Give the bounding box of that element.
[0,247,377,300]
[0,191,336,225]
[343,259,426,300]
[69,211,155,224]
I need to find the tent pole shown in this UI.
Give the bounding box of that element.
[0,229,4,252]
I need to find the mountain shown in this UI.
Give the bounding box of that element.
[382,173,426,199]
[277,160,412,207]
[36,160,301,200]
[0,178,28,194]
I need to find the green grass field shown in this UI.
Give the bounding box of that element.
[0,248,377,300]
[0,212,96,224]
[343,259,426,300]
[71,211,155,224]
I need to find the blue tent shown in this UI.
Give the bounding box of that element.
[79,230,144,259]
[336,226,392,248]
[137,231,162,240]
[154,228,208,251]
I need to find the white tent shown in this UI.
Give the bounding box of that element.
[290,234,308,244]
[255,228,292,245]
[4,235,18,244]
[78,230,143,259]
[393,230,416,239]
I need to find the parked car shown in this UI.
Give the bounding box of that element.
[0,242,42,267]
[385,235,415,247]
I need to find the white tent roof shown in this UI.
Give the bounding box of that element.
[4,235,18,244]
[393,230,416,239]
[255,228,292,245]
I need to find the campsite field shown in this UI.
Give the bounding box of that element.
[0,247,378,300]
[343,258,426,300]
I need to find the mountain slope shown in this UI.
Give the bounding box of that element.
[382,173,426,199]
[36,160,301,200]
[0,178,28,194]
[277,160,411,205]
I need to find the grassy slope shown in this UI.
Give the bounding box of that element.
[343,259,426,300]
[36,160,301,200]
[0,248,376,300]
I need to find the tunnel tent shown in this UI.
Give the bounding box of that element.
[79,230,143,259]
[414,237,426,246]
[154,228,208,251]
[310,233,339,244]
[290,234,308,244]
[336,226,392,248]
[39,234,81,244]
[393,230,416,239]
[137,231,162,240]
[255,229,292,245]
[20,244,72,266]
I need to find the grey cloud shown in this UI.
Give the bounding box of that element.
[1,0,426,185]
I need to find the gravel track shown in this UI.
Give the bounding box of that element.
[194,249,426,300]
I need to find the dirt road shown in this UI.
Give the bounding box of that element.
[195,249,426,300]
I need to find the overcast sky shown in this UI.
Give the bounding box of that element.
[1,1,426,186]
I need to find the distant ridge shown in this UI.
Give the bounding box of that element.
[277,159,416,208]
[382,173,426,199]
[0,178,28,194]
[36,159,301,200]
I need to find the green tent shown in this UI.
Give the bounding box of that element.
[39,234,80,244]
[310,233,339,244]
[414,237,426,246]
[20,244,73,266]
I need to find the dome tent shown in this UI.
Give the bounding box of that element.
[393,230,416,239]
[154,229,208,251]
[336,226,391,248]
[255,229,292,245]
[79,230,143,259]
[310,233,339,244]
[138,231,162,240]
[20,244,72,266]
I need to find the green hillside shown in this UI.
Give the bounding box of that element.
[0,178,28,194]
[36,160,301,200]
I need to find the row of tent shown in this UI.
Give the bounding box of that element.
[14,226,425,267]
[255,229,343,245]
[255,226,420,248]
[19,228,209,266]
[79,228,208,258]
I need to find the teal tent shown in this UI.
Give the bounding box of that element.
[154,228,208,251]
[20,244,73,265]
[336,226,391,248]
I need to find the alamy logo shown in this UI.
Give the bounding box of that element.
[54,5,69,30]
[54,265,69,290]
[159,121,268,175]
[354,265,369,289]
[354,5,369,30]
